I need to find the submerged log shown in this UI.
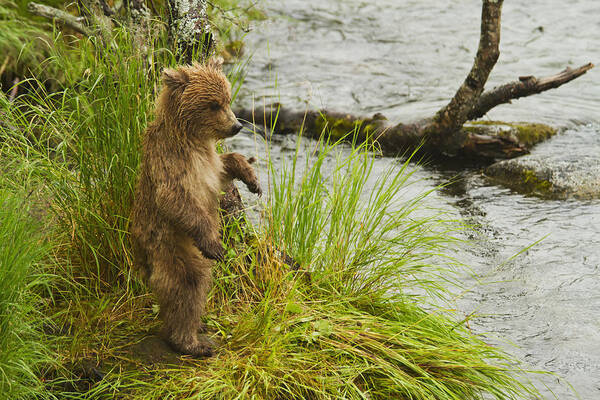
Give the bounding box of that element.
[236,66,591,159]
[236,104,562,161]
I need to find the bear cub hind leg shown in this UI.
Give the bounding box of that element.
[150,246,214,357]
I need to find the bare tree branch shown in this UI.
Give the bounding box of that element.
[428,0,503,142]
[27,2,92,36]
[469,63,595,120]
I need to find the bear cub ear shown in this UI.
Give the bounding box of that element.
[162,67,190,90]
[206,57,224,71]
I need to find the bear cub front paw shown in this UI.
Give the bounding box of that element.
[246,157,262,196]
[247,179,262,197]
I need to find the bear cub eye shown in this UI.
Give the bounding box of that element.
[209,102,221,112]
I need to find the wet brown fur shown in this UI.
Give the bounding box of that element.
[130,59,261,357]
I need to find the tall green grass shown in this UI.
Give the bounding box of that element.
[0,189,54,399]
[38,132,541,399]
[1,30,167,289]
[266,134,459,300]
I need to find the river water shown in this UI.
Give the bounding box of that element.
[234,1,600,398]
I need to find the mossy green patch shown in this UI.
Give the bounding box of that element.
[468,120,557,147]
[486,164,557,199]
[316,115,364,140]
[315,114,380,142]
[514,123,557,146]
[521,168,553,194]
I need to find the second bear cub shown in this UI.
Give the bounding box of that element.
[130,58,261,357]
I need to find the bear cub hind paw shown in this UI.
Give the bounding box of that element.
[189,335,215,358]
[169,335,215,358]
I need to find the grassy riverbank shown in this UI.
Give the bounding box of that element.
[0,16,543,400]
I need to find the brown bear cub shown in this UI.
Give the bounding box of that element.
[130,58,261,357]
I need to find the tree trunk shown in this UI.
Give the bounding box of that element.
[166,0,215,63]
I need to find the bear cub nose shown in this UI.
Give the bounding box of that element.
[231,121,243,136]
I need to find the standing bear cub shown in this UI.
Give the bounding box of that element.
[130,58,261,357]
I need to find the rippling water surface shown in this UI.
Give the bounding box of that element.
[234,1,600,398]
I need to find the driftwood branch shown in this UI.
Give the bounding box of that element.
[428,0,503,142]
[27,2,92,36]
[468,63,595,120]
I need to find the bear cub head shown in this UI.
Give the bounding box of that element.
[160,57,242,140]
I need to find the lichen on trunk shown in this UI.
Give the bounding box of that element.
[167,0,214,63]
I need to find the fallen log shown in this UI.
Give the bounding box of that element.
[27,2,91,36]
